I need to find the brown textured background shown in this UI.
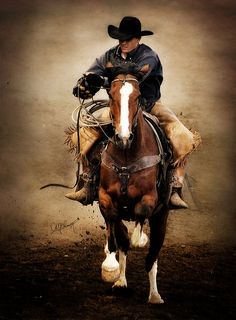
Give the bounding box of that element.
[0,0,235,245]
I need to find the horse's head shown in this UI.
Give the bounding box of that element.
[109,74,141,149]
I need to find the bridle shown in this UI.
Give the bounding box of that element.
[74,76,141,147]
[110,76,141,136]
[111,77,139,85]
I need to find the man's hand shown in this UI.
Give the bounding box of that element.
[73,74,104,99]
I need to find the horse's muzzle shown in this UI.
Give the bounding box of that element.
[115,132,134,149]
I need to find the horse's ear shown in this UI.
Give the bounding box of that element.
[139,64,150,74]
[106,61,114,68]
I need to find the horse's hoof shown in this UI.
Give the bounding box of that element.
[170,192,188,209]
[113,277,127,288]
[101,252,120,282]
[101,267,120,283]
[148,292,164,304]
[138,232,148,247]
[131,230,148,248]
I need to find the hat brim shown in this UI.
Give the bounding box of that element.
[108,25,153,41]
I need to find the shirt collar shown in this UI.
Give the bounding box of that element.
[115,44,140,60]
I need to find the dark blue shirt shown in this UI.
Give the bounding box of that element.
[87,44,163,111]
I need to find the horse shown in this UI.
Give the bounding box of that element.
[98,73,169,304]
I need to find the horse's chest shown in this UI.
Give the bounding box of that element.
[117,170,130,195]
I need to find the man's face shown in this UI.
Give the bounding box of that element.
[119,37,140,54]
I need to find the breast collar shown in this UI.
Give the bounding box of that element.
[101,148,161,175]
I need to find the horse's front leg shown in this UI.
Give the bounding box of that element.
[146,206,169,304]
[148,260,164,304]
[113,220,130,289]
[101,223,120,283]
[131,221,148,248]
[99,189,120,283]
[131,193,157,248]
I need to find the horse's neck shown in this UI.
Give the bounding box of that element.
[133,113,148,149]
[133,113,157,154]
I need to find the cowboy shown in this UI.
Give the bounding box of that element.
[66,16,201,208]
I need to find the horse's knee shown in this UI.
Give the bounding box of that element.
[99,192,117,220]
[135,196,156,219]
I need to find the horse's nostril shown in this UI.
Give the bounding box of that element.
[115,133,121,141]
[128,132,134,141]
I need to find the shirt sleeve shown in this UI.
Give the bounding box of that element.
[136,51,163,84]
[86,52,109,76]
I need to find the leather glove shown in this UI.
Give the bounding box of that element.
[73,74,104,99]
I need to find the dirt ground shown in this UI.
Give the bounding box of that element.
[0,238,235,320]
[0,0,236,319]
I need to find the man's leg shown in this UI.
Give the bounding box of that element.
[65,126,102,203]
[66,107,111,204]
[150,100,201,208]
[171,164,188,208]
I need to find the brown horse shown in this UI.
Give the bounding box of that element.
[98,74,169,304]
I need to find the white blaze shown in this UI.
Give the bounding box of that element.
[119,82,133,138]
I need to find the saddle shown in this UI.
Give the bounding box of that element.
[142,112,173,205]
[143,111,172,164]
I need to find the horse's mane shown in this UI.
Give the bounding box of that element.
[105,65,142,82]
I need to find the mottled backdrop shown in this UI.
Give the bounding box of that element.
[0,0,235,245]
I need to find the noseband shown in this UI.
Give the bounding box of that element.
[111,77,139,85]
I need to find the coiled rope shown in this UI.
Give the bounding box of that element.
[71,99,112,127]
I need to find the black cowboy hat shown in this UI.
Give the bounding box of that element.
[108,16,154,41]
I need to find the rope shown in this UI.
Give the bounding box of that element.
[71,98,114,144]
[71,99,112,127]
[72,76,138,127]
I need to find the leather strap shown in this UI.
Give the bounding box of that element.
[101,150,161,174]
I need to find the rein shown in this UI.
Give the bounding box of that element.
[74,76,140,145]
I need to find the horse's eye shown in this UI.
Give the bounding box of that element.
[108,90,113,99]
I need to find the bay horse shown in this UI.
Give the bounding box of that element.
[98,73,169,304]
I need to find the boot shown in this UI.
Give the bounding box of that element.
[169,166,188,209]
[65,167,94,205]
[65,181,92,204]
[170,187,188,209]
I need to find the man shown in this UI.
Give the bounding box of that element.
[66,16,201,208]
